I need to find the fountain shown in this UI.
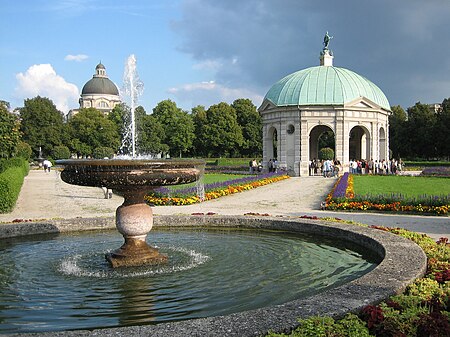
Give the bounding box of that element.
[58,159,204,267]
[58,54,205,267]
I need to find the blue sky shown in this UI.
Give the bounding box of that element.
[1,0,450,114]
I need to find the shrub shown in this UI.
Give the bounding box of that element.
[93,146,114,159]
[0,158,29,213]
[318,147,334,161]
[52,145,71,159]
[15,141,32,161]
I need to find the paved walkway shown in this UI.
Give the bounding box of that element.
[0,169,448,240]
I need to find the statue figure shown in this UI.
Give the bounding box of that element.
[323,31,333,49]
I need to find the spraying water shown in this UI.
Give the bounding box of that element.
[122,54,144,157]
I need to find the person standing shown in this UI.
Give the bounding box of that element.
[43,159,52,173]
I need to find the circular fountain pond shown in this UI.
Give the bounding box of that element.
[0,226,378,334]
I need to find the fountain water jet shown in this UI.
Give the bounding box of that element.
[122,54,144,157]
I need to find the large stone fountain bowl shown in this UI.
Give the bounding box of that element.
[57,158,205,192]
[56,158,206,268]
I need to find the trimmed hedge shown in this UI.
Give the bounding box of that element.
[0,158,29,213]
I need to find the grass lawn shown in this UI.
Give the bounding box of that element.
[353,175,450,197]
[168,173,246,192]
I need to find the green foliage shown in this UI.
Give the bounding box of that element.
[137,108,169,155]
[199,102,244,157]
[19,96,67,158]
[152,100,195,157]
[52,145,71,159]
[406,278,447,302]
[389,105,408,159]
[232,99,262,157]
[0,158,29,213]
[319,147,334,160]
[0,103,21,159]
[267,314,369,337]
[92,146,114,159]
[15,141,32,160]
[68,108,120,157]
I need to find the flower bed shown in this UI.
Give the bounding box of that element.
[145,172,290,206]
[421,166,450,177]
[325,173,450,215]
[268,226,450,337]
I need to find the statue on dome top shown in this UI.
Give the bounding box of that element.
[323,31,333,50]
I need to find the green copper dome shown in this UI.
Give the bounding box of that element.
[264,66,390,110]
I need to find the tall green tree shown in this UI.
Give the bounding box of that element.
[191,105,207,157]
[68,108,120,157]
[389,105,408,158]
[200,102,244,157]
[138,113,169,155]
[406,102,437,159]
[231,99,262,157]
[435,98,450,159]
[19,96,66,157]
[152,100,195,157]
[0,101,21,158]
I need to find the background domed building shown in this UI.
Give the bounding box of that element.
[68,63,121,118]
[258,34,391,176]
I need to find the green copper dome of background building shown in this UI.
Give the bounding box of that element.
[264,65,390,111]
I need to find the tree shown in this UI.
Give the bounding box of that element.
[389,105,408,158]
[0,101,20,159]
[19,96,67,158]
[67,108,120,157]
[152,100,195,157]
[435,98,450,159]
[191,105,207,156]
[231,99,262,157]
[108,103,131,155]
[319,147,334,160]
[138,113,169,155]
[52,145,71,159]
[200,102,244,157]
[406,102,437,159]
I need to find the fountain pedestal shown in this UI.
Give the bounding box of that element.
[106,190,167,268]
[57,159,204,268]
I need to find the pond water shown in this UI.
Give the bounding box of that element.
[0,228,378,333]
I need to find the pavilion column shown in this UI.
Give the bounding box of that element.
[299,118,309,176]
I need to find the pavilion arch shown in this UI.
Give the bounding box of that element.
[309,125,335,161]
[379,127,387,161]
[265,126,278,161]
[349,125,371,161]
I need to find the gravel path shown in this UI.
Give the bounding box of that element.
[0,169,448,240]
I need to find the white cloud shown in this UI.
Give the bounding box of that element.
[168,81,263,109]
[15,64,79,113]
[64,54,89,62]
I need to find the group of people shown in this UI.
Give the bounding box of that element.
[249,159,263,173]
[349,158,403,175]
[309,158,341,178]
[309,158,404,177]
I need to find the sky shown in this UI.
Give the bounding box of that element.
[1,0,450,115]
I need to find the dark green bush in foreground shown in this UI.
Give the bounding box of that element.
[0,158,29,213]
